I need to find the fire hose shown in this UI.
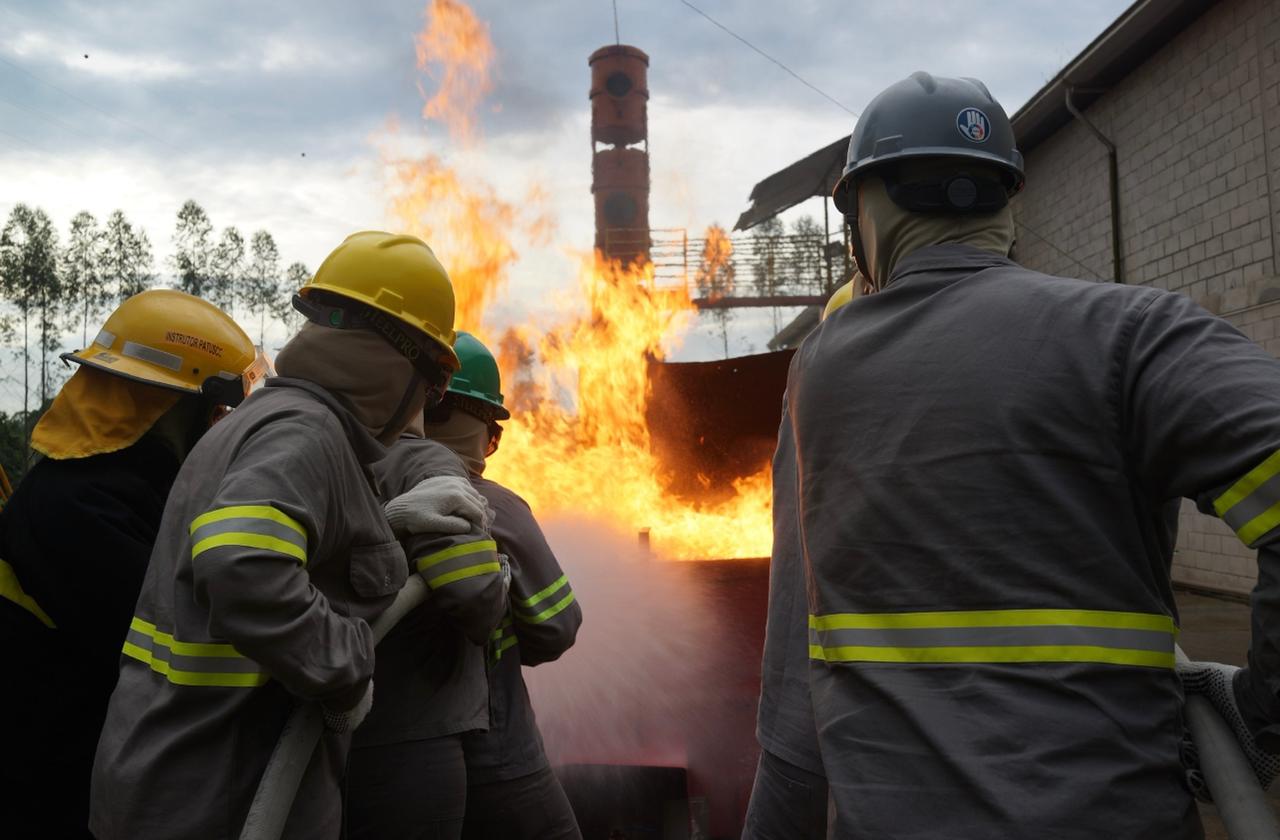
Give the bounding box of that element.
[1176,646,1280,840]
[238,574,429,840]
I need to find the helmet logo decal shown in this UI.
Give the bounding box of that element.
[956,107,990,143]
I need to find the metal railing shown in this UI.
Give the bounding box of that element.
[603,228,852,306]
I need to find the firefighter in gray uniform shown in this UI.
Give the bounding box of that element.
[347,424,510,839]
[787,72,1280,838]
[423,332,584,840]
[89,232,489,839]
[743,282,857,840]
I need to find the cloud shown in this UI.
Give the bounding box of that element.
[0,0,1138,413]
[4,30,195,81]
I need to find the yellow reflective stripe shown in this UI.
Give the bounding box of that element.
[130,616,240,657]
[516,591,577,625]
[1236,506,1280,548]
[1215,450,1280,517]
[426,561,502,589]
[0,558,55,628]
[517,574,568,607]
[415,540,498,573]
[191,532,307,564]
[190,505,306,538]
[808,609,1174,633]
[491,630,518,662]
[809,643,1174,669]
[124,616,268,687]
[490,616,514,639]
[122,641,270,688]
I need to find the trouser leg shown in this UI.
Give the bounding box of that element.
[741,749,829,840]
[346,736,467,840]
[462,765,582,840]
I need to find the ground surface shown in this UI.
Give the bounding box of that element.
[1175,589,1280,839]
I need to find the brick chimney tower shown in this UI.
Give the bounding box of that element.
[589,45,650,267]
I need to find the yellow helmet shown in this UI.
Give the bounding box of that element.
[63,289,264,406]
[296,231,461,371]
[821,279,856,321]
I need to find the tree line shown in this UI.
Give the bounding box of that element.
[0,199,312,486]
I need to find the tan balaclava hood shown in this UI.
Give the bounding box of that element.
[275,322,426,446]
[858,162,1016,289]
[425,409,490,476]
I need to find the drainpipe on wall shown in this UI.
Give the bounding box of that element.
[1065,87,1124,284]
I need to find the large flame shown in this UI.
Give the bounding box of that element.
[391,1,773,559]
[415,0,493,143]
[490,258,773,559]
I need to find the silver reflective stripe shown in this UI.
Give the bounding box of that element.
[413,540,499,589]
[122,340,182,371]
[513,574,575,624]
[123,627,263,674]
[190,516,307,554]
[189,505,308,564]
[1220,471,1280,545]
[808,624,1174,653]
[808,609,1176,669]
[94,329,116,349]
[122,618,269,687]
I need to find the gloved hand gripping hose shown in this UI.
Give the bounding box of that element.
[384,475,490,537]
[1176,646,1280,840]
[238,575,429,840]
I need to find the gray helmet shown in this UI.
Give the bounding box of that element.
[831,72,1025,213]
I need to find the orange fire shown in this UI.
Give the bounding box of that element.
[415,0,493,144]
[390,1,773,559]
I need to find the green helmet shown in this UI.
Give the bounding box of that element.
[446,331,510,420]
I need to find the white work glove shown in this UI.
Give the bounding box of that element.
[322,680,374,734]
[384,475,489,537]
[1178,661,1280,793]
[497,553,512,591]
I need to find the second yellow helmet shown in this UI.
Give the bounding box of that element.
[297,231,461,370]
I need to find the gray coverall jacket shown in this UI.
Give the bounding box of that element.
[90,377,407,840]
[355,437,509,748]
[790,244,1280,839]
[756,402,824,777]
[463,476,582,783]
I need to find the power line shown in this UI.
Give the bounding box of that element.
[0,125,42,153]
[0,91,104,145]
[0,51,182,154]
[679,0,856,117]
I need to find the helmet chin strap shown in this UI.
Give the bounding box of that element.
[377,371,425,446]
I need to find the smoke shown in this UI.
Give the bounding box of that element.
[525,517,723,767]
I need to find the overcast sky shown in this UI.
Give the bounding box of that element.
[0,0,1134,408]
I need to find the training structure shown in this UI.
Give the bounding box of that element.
[590,44,651,267]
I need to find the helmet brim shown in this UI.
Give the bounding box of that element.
[833,147,1026,212]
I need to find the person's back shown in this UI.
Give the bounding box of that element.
[0,290,262,838]
[416,331,583,840]
[348,433,508,840]
[797,71,1280,837]
[89,232,485,839]
[745,280,866,840]
[90,378,406,839]
[793,246,1197,837]
[1,438,178,838]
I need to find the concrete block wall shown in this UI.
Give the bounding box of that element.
[1012,0,1280,595]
